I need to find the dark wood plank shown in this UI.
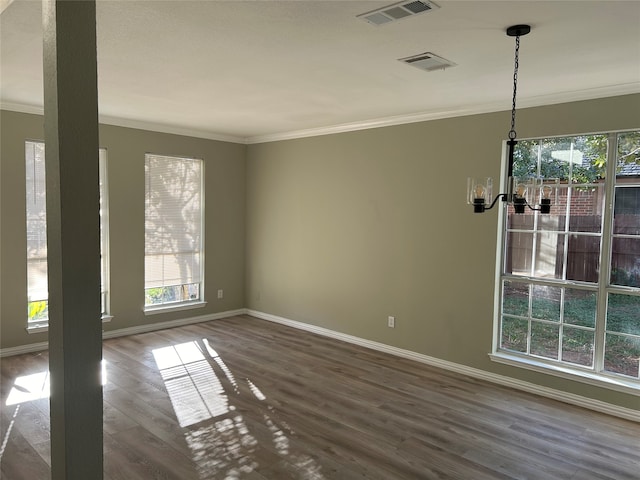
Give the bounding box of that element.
[0,425,50,480]
[1,314,639,479]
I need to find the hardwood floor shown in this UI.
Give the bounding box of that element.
[1,314,639,479]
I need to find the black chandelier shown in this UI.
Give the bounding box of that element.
[468,25,558,214]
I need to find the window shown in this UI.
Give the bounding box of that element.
[144,154,203,309]
[99,153,110,318]
[25,141,110,328]
[25,142,48,325]
[495,131,640,386]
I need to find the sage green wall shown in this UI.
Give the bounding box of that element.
[2,96,639,411]
[245,94,640,411]
[0,110,246,349]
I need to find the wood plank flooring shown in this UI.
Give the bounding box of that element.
[1,314,639,479]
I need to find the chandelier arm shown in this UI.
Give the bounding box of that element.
[484,193,509,211]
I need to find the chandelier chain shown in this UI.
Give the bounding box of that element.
[508,35,520,140]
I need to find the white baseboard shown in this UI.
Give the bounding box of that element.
[101,308,246,340]
[247,309,640,423]
[0,341,50,357]
[3,308,637,422]
[0,308,246,357]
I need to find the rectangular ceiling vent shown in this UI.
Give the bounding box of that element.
[357,1,440,26]
[399,52,456,72]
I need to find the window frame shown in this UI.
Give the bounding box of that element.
[490,131,640,395]
[25,141,48,330]
[99,149,112,323]
[143,153,206,313]
[25,140,111,332]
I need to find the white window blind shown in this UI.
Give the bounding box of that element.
[25,141,109,325]
[144,154,203,306]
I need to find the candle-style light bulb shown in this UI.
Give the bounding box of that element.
[468,177,491,213]
[539,184,553,214]
[516,183,527,198]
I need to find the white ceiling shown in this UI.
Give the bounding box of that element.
[1,0,639,143]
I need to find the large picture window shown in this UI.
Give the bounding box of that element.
[144,154,203,309]
[25,141,110,328]
[496,131,640,386]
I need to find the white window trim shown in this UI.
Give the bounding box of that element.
[99,148,111,320]
[491,132,640,391]
[25,141,111,328]
[489,352,640,396]
[143,300,207,316]
[27,314,114,334]
[143,153,205,311]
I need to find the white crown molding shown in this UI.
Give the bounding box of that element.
[4,83,639,146]
[246,83,640,144]
[0,102,44,116]
[247,309,640,423]
[0,102,248,144]
[0,0,15,15]
[245,107,479,144]
[97,115,247,144]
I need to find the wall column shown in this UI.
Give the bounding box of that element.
[42,1,103,478]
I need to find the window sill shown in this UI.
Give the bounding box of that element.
[26,324,49,334]
[143,301,207,316]
[26,315,115,334]
[490,351,640,396]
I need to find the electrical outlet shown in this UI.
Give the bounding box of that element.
[217,289,223,299]
[388,316,395,328]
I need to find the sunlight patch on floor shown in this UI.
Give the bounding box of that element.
[5,360,108,407]
[185,415,259,479]
[0,404,21,461]
[154,338,327,479]
[153,341,230,427]
[5,371,49,406]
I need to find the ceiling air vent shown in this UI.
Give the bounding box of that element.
[399,52,456,72]
[357,1,439,26]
